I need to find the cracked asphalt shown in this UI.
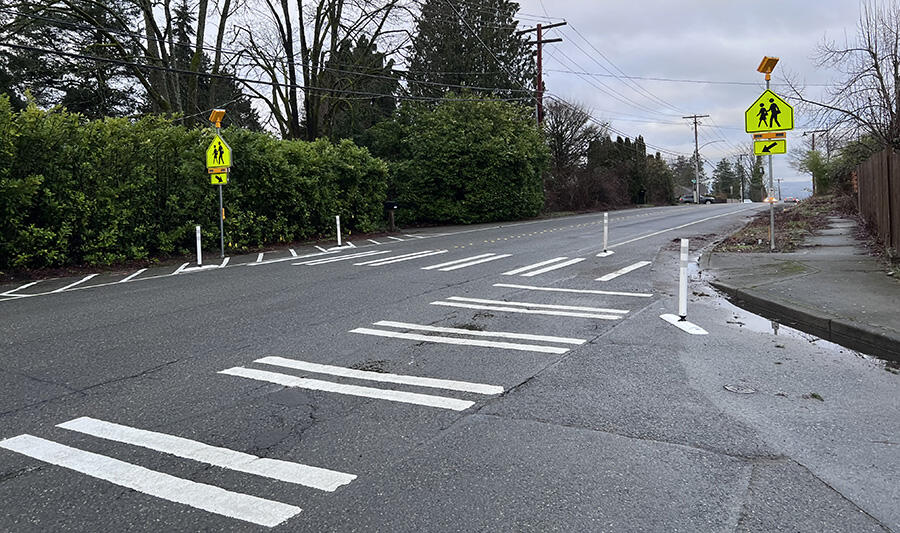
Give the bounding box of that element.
[1,203,898,532]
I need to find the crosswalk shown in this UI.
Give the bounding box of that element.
[501,257,585,277]
[354,250,448,266]
[0,416,359,527]
[431,296,628,320]
[220,356,502,411]
[349,320,586,354]
[421,253,512,271]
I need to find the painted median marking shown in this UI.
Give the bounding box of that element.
[0,434,302,527]
[501,257,585,277]
[50,274,98,293]
[431,296,626,320]
[660,313,708,335]
[596,261,652,281]
[295,250,387,265]
[421,253,512,271]
[0,280,42,296]
[350,320,584,354]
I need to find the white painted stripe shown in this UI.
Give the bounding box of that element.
[118,269,148,283]
[609,207,756,249]
[596,260,652,281]
[255,357,503,395]
[493,283,653,298]
[350,328,568,354]
[386,236,405,242]
[372,320,586,345]
[501,257,569,276]
[314,245,328,252]
[520,257,585,277]
[439,254,512,271]
[0,435,301,527]
[596,251,615,257]
[220,257,230,268]
[355,250,447,266]
[50,274,98,293]
[660,313,709,335]
[431,301,622,320]
[220,367,474,411]
[289,248,297,257]
[1,280,42,295]
[404,234,426,239]
[345,241,356,248]
[173,262,189,275]
[57,417,355,492]
[256,253,264,263]
[352,250,436,265]
[367,239,381,245]
[421,253,496,270]
[297,250,387,266]
[446,296,628,314]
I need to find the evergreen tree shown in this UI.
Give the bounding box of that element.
[645,153,675,204]
[749,156,765,201]
[712,158,738,198]
[408,0,535,98]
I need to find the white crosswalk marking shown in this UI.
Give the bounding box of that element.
[493,283,653,298]
[349,328,569,354]
[57,417,356,491]
[295,250,387,265]
[355,250,447,266]
[255,356,503,395]
[386,236,405,242]
[596,261,652,281]
[219,367,474,411]
[0,280,42,296]
[437,254,512,271]
[445,296,628,314]
[431,298,623,320]
[0,435,302,527]
[50,274,98,293]
[371,321,586,345]
[519,257,585,277]
[421,253,496,270]
[501,257,569,276]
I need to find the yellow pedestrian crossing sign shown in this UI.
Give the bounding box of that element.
[206,134,232,169]
[210,173,228,185]
[745,90,793,133]
[754,139,787,155]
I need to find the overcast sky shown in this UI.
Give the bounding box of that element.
[514,0,865,192]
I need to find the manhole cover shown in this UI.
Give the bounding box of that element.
[724,384,756,394]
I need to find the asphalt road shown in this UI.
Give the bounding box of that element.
[1,203,898,532]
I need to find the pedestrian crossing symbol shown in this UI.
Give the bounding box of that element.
[745,90,793,133]
[206,134,232,169]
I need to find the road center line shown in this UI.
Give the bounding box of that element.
[349,328,569,354]
[255,356,503,395]
[219,367,474,411]
[596,261,652,282]
[57,417,355,491]
[372,320,586,344]
[0,435,301,528]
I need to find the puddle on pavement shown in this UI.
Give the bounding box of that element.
[705,284,899,372]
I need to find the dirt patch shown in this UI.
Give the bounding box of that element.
[349,359,388,373]
[715,196,842,253]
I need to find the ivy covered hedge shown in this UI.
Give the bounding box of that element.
[0,97,388,270]
[365,96,549,225]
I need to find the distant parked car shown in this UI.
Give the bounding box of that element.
[742,199,753,203]
[783,197,800,203]
[678,194,714,204]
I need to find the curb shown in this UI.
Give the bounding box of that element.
[711,280,900,363]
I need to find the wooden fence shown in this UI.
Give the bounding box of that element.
[857,147,900,251]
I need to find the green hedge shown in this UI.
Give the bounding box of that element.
[365,96,548,225]
[0,97,388,270]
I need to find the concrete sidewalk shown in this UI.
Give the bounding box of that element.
[705,216,900,362]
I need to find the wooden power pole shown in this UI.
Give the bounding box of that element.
[518,21,565,123]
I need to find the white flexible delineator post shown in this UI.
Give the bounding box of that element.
[603,212,608,252]
[195,225,202,266]
[336,215,342,247]
[678,238,688,319]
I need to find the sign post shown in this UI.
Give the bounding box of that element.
[746,57,792,252]
[206,109,231,258]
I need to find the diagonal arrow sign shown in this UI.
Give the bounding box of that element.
[762,142,778,153]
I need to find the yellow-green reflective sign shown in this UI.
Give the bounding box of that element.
[745,90,793,133]
[206,134,232,169]
[753,139,787,155]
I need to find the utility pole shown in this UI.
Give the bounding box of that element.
[803,128,829,195]
[518,22,565,124]
[776,178,783,200]
[683,114,709,204]
[737,154,746,201]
